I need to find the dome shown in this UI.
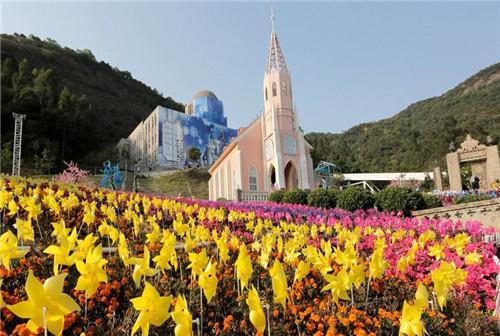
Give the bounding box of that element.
[193,90,218,100]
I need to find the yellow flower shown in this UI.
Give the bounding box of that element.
[7,271,80,336]
[246,286,266,334]
[131,282,173,336]
[171,295,192,336]
[0,230,28,270]
[269,259,288,310]
[199,260,218,303]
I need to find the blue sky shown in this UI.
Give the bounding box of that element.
[2,1,499,133]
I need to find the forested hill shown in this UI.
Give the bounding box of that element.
[1,33,184,173]
[305,63,500,173]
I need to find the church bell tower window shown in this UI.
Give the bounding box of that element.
[265,88,268,101]
[272,82,277,96]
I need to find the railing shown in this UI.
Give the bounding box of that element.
[237,189,270,202]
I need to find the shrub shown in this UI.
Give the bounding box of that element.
[268,190,286,203]
[454,194,492,204]
[282,189,309,205]
[307,188,337,209]
[374,187,424,216]
[337,187,375,211]
[421,193,443,209]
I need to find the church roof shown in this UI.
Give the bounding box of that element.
[265,24,287,74]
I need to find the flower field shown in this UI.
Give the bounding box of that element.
[0,176,498,336]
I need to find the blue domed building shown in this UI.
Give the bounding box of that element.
[123,90,237,170]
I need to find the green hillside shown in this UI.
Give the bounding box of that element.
[306,63,500,172]
[1,33,184,173]
[137,169,211,199]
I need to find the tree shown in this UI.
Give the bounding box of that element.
[34,147,56,174]
[187,147,201,164]
[1,141,13,173]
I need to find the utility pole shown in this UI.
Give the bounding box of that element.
[12,113,26,176]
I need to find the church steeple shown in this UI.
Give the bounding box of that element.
[265,10,288,74]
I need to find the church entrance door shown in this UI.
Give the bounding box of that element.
[284,161,299,191]
[269,165,277,190]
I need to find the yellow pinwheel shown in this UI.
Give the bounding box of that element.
[0,230,28,270]
[187,248,209,280]
[399,301,425,336]
[199,260,218,303]
[0,278,5,309]
[414,282,429,310]
[118,232,131,265]
[322,268,351,305]
[431,261,467,309]
[369,249,388,280]
[130,246,158,287]
[7,271,80,336]
[464,251,482,265]
[14,218,35,243]
[294,260,310,283]
[73,234,98,262]
[215,234,230,263]
[131,281,173,336]
[75,244,108,297]
[44,235,75,275]
[171,295,192,336]
[349,262,366,289]
[235,244,253,290]
[246,286,266,334]
[269,259,288,310]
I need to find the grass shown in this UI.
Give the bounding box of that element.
[137,168,210,199]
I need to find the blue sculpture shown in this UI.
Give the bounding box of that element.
[100,160,123,189]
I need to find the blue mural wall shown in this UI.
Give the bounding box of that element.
[157,107,237,168]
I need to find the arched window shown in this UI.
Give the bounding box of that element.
[272,82,277,96]
[283,82,287,96]
[265,87,268,101]
[249,166,258,191]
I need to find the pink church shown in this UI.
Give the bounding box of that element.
[208,17,315,201]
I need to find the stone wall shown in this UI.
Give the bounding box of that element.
[413,198,500,228]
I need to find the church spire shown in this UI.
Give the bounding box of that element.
[265,9,287,74]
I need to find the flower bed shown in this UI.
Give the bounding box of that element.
[0,176,498,335]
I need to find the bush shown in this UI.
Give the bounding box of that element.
[268,190,286,203]
[307,188,337,209]
[454,194,492,204]
[374,187,424,216]
[337,187,375,211]
[282,189,309,205]
[421,193,443,209]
